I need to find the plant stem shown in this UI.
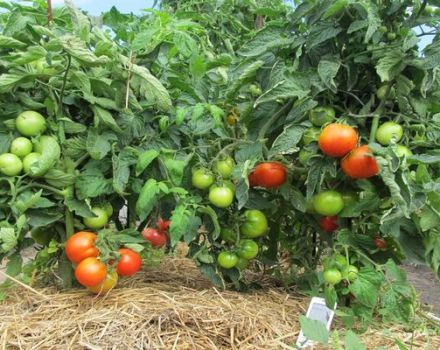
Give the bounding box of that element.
[47,0,53,26]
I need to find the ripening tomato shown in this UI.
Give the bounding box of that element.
[87,270,118,294]
[192,168,214,190]
[157,218,171,232]
[375,121,403,145]
[248,171,260,187]
[75,257,107,287]
[65,231,99,264]
[313,191,344,216]
[318,123,358,157]
[240,210,268,238]
[323,268,342,285]
[250,162,287,188]
[319,216,339,232]
[341,145,379,179]
[142,228,168,248]
[374,237,387,250]
[116,248,142,276]
[217,251,238,269]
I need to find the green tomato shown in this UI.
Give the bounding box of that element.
[83,207,109,229]
[0,153,23,176]
[192,168,214,190]
[15,111,46,137]
[345,265,359,282]
[309,106,335,127]
[220,228,237,244]
[23,152,41,174]
[313,190,344,216]
[323,268,342,285]
[214,157,235,178]
[217,251,238,269]
[334,254,348,269]
[237,239,259,260]
[387,32,397,41]
[375,121,403,145]
[240,210,268,238]
[235,256,249,270]
[302,127,321,145]
[395,144,412,158]
[378,25,387,33]
[103,203,113,217]
[298,148,313,166]
[342,192,358,207]
[249,84,262,97]
[10,137,33,158]
[208,185,234,208]
[376,85,395,101]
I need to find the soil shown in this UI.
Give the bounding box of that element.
[404,264,440,316]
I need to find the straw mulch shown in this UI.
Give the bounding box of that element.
[0,257,439,350]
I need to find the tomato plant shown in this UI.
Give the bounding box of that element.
[208,185,234,208]
[313,191,344,216]
[65,232,99,264]
[0,153,23,176]
[237,239,259,260]
[83,207,109,230]
[192,168,214,190]
[15,111,46,137]
[10,137,32,158]
[214,157,235,178]
[240,210,268,238]
[249,162,287,188]
[375,121,403,145]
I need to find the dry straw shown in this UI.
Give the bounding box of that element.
[0,257,439,350]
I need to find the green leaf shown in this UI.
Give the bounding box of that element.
[75,167,113,200]
[128,61,172,111]
[169,201,195,247]
[86,129,117,160]
[135,179,163,220]
[65,0,91,43]
[44,169,76,188]
[0,34,26,48]
[136,149,160,176]
[161,153,191,186]
[112,147,138,195]
[91,105,122,133]
[64,198,95,218]
[198,206,221,240]
[318,57,341,92]
[255,73,310,106]
[6,252,22,277]
[0,227,17,252]
[345,330,366,350]
[226,60,264,99]
[270,124,305,156]
[26,209,64,228]
[299,315,329,344]
[306,23,342,51]
[59,35,109,66]
[375,49,405,82]
[238,27,294,57]
[425,229,440,277]
[349,267,384,307]
[323,0,348,19]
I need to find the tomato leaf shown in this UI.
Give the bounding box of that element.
[344,330,366,350]
[299,315,329,344]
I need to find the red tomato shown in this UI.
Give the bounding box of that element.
[157,218,171,232]
[142,228,168,248]
[116,248,142,276]
[65,231,99,264]
[249,162,287,188]
[374,237,387,250]
[248,171,259,187]
[319,216,339,232]
[341,145,379,179]
[318,124,358,157]
[75,257,107,287]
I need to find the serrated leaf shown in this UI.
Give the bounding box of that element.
[376,49,405,82]
[0,227,17,252]
[64,198,95,218]
[135,179,163,220]
[65,0,91,43]
[345,330,366,350]
[91,105,122,133]
[269,124,305,156]
[255,74,310,106]
[112,147,138,195]
[299,315,329,344]
[59,35,109,65]
[136,149,159,176]
[318,57,341,92]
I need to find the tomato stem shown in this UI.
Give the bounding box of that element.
[369,82,393,143]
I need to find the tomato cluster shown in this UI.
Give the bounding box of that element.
[142,218,170,248]
[65,231,142,294]
[0,111,59,177]
[322,254,358,285]
[217,209,267,270]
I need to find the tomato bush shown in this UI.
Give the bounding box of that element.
[0,0,439,328]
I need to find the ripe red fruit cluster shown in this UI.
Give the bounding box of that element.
[318,123,379,179]
[248,162,287,188]
[142,218,170,248]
